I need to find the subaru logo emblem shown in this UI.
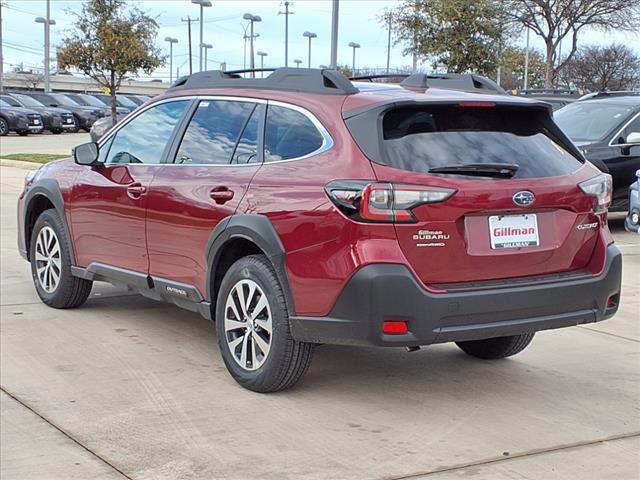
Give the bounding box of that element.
[513,191,535,207]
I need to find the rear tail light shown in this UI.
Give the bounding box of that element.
[579,174,612,213]
[326,181,456,223]
[382,321,408,334]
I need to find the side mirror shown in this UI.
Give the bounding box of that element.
[73,142,100,166]
[626,132,640,144]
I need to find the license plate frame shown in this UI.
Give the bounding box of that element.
[489,214,539,249]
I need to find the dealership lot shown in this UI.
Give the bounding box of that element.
[0,131,90,156]
[1,161,639,479]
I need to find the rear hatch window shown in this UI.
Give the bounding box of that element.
[348,104,582,179]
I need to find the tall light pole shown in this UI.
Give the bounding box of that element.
[257,51,267,77]
[202,43,213,71]
[348,42,360,75]
[303,31,317,68]
[243,13,262,76]
[385,12,392,74]
[294,59,302,68]
[164,37,178,83]
[192,0,212,72]
[329,0,339,68]
[278,1,294,67]
[524,27,530,90]
[0,2,4,92]
[35,13,56,93]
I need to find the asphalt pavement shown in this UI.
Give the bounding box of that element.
[1,163,639,480]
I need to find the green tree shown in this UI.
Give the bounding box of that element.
[507,0,640,88]
[57,0,164,122]
[389,0,511,76]
[493,46,546,90]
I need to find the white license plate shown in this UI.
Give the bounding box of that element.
[65,118,73,123]
[489,214,539,249]
[33,119,40,124]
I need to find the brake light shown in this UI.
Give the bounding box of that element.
[579,174,612,213]
[457,102,496,108]
[326,181,456,223]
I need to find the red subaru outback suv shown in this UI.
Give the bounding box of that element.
[18,69,622,392]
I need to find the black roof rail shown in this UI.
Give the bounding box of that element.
[168,68,359,95]
[400,73,507,94]
[519,88,581,96]
[349,74,411,82]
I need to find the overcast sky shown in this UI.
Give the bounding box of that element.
[2,0,639,81]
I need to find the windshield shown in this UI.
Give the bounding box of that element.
[375,105,582,179]
[0,96,21,107]
[554,102,635,143]
[52,94,81,107]
[79,94,107,107]
[11,94,44,108]
[117,95,137,107]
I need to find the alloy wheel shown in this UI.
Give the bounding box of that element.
[34,226,61,293]
[224,279,273,371]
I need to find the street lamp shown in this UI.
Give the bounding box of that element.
[164,37,178,83]
[293,59,302,68]
[35,16,56,93]
[303,31,317,68]
[348,42,360,75]
[202,43,213,71]
[243,13,262,76]
[257,51,267,77]
[192,0,212,72]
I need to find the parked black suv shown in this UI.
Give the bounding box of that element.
[25,92,101,132]
[0,99,43,135]
[516,89,581,111]
[3,93,76,134]
[65,93,129,116]
[555,95,640,211]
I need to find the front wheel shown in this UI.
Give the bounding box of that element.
[30,209,93,308]
[456,333,534,360]
[215,255,314,393]
[0,118,8,136]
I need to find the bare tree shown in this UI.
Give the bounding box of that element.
[561,43,640,90]
[508,0,640,87]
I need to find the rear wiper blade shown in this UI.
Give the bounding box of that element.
[428,163,519,178]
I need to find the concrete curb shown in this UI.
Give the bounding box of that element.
[0,159,44,170]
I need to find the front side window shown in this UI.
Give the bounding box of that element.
[105,100,189,165]
[232,104,265,164]
[615,114,640,145]
[264,105,324,162]
[175,100,255,165]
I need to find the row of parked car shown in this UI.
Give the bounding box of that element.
[0,91,150,136]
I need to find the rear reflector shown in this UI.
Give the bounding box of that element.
[383,321,408,334]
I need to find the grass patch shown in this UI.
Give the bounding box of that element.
[0,153,69,164]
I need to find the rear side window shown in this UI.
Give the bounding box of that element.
[176,100,255,165]
[264,105,324,162]
[379,106,581,178]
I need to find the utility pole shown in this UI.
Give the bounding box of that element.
[278,1,294,67]
[182,16,198,75]
[329,0,339,68]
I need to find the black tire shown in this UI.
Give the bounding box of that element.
[215,254,314,393]
[18,130,29,136]
[69,127,79,134]
[82,127,91,133]
[30,209,92,309]
[51,129,63,134]
[0,118,8,136]
[456,333,534,360]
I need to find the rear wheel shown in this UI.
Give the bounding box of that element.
[0,118,8,136]
[456,333,534,359]
[216,254,314,393]
[30,209,92,308]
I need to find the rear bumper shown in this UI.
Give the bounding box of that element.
[290,245,622,347]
